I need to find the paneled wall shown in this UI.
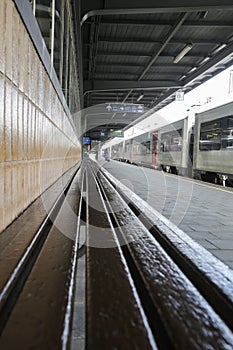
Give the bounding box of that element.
[0,0,81,233]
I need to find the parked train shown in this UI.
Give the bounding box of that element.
[101,101,233,186]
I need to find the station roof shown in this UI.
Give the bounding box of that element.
[75,1,233,139]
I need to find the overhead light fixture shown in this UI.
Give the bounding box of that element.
[179,74,186,81]
[212,44,227,55]
[200,57,210,64]
[137,93,144,102]
[199,11,208,19]
[188,67,197,73]
[173,43,192,64]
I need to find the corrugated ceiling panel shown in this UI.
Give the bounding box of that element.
[143,73,180,80]
[83,7,233,113]
[95,65,142,75]
[107,13,180,22]
[176,25,233,41]
[100,23,169,40]
[149,65,189,73]
[95,73,138,80]
[188,9,233,21]
[96,54,149,65]
[97,41,156,54]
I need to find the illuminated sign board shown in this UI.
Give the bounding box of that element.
[83,136,91,145]
[105,104,144,113]
[108,130,123,137]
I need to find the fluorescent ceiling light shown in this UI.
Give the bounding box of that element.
[174,43,192,63]
[188,67,197,73]
[200,57,210,64]
[179,74,186,81]
[215,44,227,53]
[137,93,144,102]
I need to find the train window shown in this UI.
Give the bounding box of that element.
[200,119,221,151]
[227,117,233,128]
[201,120,221,132]
[199,140,221,151]
[221,128,233,149]
[141,141,151,154]
[200,116,233,151]
[200,129,221,151]
[222,130,231,136]
[132,144,140,154]
[160,129,183,152]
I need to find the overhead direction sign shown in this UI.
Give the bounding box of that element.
[105,104,144,113]
[175,91,184,101]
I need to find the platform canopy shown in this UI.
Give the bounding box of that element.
[72,0,233,138]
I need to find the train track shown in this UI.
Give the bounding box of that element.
[86,159,233,349]
[0,164,83,349]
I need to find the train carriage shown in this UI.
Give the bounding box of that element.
[130,133,154,167]
[193,101,233,184]
[101,100,233,186]
[157,117,194,176]
[111,142,123,159]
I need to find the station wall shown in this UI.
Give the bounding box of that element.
[0,0,81,233]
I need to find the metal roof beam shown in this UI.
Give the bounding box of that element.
[138,13,189,80]
[91,94,161,99]
[90,18,233,27]
[93,63,146,68]
[94,70,180,76]
[84,80,182,93]
[90,93,126,97]
[90,95,160,100]
[94,62,194,68]
[120,12,189,103]
[90,97,125,100]
[97,51,151,57]
[96,51,205,57]
[95,37,222,45]
[81,0,233,25]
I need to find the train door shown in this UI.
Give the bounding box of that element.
[152,131,158,167]
[188,129,194,177]
[130,138,133,162]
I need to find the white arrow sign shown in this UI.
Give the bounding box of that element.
[106,104,112,111]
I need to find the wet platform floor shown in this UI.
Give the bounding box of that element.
[100,159,233,270]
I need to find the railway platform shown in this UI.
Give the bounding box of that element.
[99,158,233,270]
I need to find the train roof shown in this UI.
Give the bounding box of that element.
[196,98,233,118]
